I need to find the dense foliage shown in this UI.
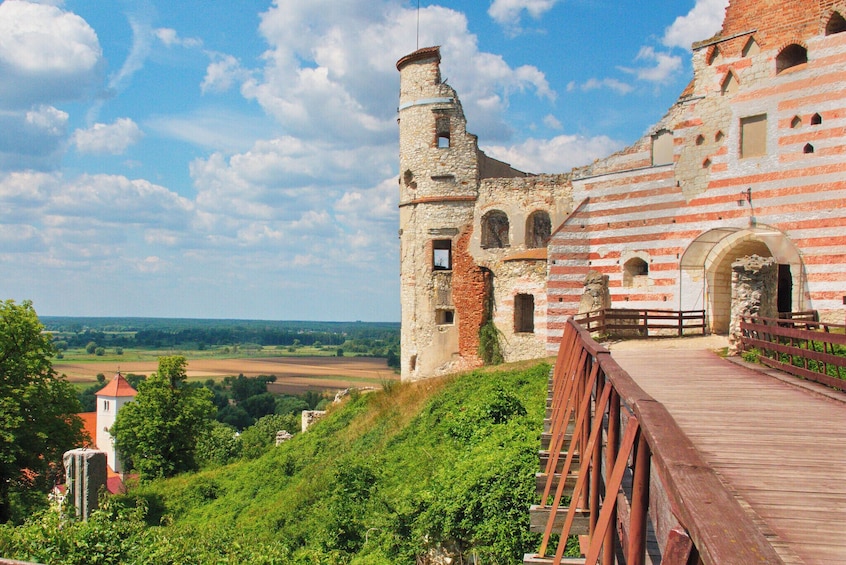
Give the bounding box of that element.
[0,300,87,523]
[0,362,549,563]
[112,356,216,480]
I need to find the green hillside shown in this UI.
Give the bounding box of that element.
[0,362,550,564]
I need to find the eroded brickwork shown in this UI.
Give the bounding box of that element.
[399,3,846,376]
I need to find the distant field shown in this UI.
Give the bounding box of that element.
[56,356,397,395]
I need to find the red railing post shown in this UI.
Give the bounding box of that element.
[602,387,620,565]
[628,428,651,565]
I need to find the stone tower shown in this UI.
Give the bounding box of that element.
[396,47,484,380]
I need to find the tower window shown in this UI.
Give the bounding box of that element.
[776,44,807,74]
[433,239,452,270]
[436,116,450,148]
[481,210,510,249]
[740,114,767,158]
[436,309,455,325]
[514,294,535,333]
[526,210,552,248]
[103,400,110,412]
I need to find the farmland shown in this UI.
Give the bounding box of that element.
[56,355,396,394]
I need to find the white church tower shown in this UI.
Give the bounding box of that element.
[95,372,137,473]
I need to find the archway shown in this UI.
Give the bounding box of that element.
[680,227,805,334]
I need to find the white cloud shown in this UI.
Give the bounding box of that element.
[488,0,560,33]
[73,118,143,155]
[663,0,729,50]
[155,27,202,49]
[0,1,102,108]
[619,46,682,84]
[482,134,624,174]
[543,114,562,130]
[202,54,250,94]
[568,77,634,95]
[235,1,553,144]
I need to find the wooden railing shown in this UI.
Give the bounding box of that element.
[739,315,846,391]
[525,319,782,565]
[573,308,706,337]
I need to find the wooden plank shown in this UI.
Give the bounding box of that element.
[612,347,846,564]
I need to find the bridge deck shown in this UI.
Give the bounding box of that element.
[611,346,846,564]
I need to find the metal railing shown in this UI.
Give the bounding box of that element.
[526,318,782,564]
[740,315,846,391]
[572,309,706,338]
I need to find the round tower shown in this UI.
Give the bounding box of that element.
[396,47,481,380]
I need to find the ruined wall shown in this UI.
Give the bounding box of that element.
[547,5,846,351]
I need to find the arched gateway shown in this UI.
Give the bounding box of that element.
[680,227,806,334]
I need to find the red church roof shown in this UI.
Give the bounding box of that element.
[79,412,97,447]
[95,373,138,398]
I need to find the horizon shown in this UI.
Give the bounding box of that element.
[0,0,728,321]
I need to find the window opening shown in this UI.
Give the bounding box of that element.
[436,116,450,148]
[804,143,814,154]
[715,130,724,142]
[706,45,720,65]
[514,294,535,333]
[651,130,673,166]
[526,210,552,248]
[790,115,802,129]
[742,37,760,57]
[436,309,454,325]
[721,72,738,95]
[776,44,808,74]
[695,134,705,146]
[103,400,110,412]
[433,239,452,270]
[623,257,649,287]
[481,210,510,248]
[703,158,712,168]
[740,114,767,158]
[826,12,846,35]
[811,113,822,125]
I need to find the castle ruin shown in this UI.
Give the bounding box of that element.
[397,1,846,380]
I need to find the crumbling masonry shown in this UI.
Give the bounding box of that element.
[398,0,846,380]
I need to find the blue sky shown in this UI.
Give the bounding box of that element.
[0,0,728,321]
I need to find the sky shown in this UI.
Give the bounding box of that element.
[0,0,729,322]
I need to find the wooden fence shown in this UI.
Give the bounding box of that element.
[739,316,846,392]
[572,308,706,338]
[525,319,782,565]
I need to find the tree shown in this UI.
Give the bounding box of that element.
[111,356,215,481]
[0,300,86,523]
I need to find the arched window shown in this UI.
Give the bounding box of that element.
[742,37,760,57]
[706,45,720,65]
[623,257,649,287]
[826,12,846,35]
[481,210,510,249]
[526,210,551,248]
[776,44,807,74]
[721,71,738,95]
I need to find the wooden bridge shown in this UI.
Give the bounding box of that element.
[526,318,846,564]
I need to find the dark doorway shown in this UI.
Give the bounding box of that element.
[778,264,792,313]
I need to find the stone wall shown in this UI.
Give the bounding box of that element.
[728,255,778,354]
